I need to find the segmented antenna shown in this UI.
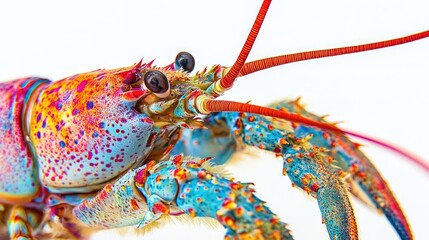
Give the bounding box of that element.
[201,0,429,171]
[239,30,429,76]
[199,99,429,173]
[217,0,272,91]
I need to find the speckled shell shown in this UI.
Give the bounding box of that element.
[30,66,154,192]
[0,77,49,202]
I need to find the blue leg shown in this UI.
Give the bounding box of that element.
[73,155,293,239]
[173,111,358,239]
[270,99,412,240]
[171,124,236,166]
[174,98,412,239]
[7,206,42,240]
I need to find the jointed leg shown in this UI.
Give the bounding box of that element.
[7,206,42,240]
[175,111,359,239]
[73,155,293,239]
[176,100,411,239]
[270,99,412,239]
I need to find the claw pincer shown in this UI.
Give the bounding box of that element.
[284,147,358,240]
[272,100,413,240]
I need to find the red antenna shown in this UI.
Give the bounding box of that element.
[239,30,429,76]
[199,0,429,171]
[199,100,429,173]
[217,0,272,91]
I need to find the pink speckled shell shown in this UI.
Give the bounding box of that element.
[0,77,49,202]
[30,66,154,192]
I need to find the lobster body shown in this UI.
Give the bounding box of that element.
[0,0,427,239]
[0,61,418,240]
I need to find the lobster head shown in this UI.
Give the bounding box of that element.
[131,51,228,127]
[29,52,228,190]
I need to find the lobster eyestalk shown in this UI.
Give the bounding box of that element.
[193,97,429,173]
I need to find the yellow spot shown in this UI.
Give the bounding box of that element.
[222,199,237,210]
[234,207,243,217]
[229,192,236,199]
[173,168,188,182]
[224,216,236,229]
[301,177,309,186]
[105,184,113,193]
[156,175,162,183]
[188,208,196,217]
[271,231,281,240]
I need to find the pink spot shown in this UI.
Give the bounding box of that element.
[77,80,88,92]
[72,109,80,116]
[48,86,61,94]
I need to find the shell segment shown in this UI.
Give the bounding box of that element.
[137,155,293,239]
[0,77,50,202]
[270,100,413,240]
[30,65,154,192]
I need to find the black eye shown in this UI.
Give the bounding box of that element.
[143,70,170,98]
[175,51,195,72]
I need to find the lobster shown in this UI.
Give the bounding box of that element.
[0,0,426,240]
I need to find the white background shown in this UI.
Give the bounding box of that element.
[1,0,428,239]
